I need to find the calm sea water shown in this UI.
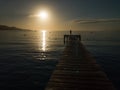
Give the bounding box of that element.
[0,30,120,90]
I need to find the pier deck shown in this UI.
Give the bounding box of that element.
[45,35,115,90]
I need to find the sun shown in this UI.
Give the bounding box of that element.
[38,11,48,20]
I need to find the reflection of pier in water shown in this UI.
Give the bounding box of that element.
[45,34,115,90]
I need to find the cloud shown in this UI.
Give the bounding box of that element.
[74,18,120,24]
[28,14,39,18]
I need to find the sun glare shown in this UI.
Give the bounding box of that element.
[38,11,48,19]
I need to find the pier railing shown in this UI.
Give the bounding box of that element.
[64,35,81,44]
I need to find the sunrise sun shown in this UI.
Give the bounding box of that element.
[38,11,48,20]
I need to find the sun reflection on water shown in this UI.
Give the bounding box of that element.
[41,30,46,51]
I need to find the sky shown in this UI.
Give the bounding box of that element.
[0,0,120,31]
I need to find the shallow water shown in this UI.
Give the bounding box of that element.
[0,30,120,90]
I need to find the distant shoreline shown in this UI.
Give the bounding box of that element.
[0,25,30,31]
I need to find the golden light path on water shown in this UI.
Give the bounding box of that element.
[41,30,46,51]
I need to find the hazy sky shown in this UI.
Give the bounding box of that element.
[0,0,120,31]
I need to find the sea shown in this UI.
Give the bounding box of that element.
[0,30,120,90]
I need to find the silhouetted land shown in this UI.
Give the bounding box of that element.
[0,25,29,30]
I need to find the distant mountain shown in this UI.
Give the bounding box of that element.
[0,25,28,30]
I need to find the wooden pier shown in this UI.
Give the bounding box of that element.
[45,35,115,90]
